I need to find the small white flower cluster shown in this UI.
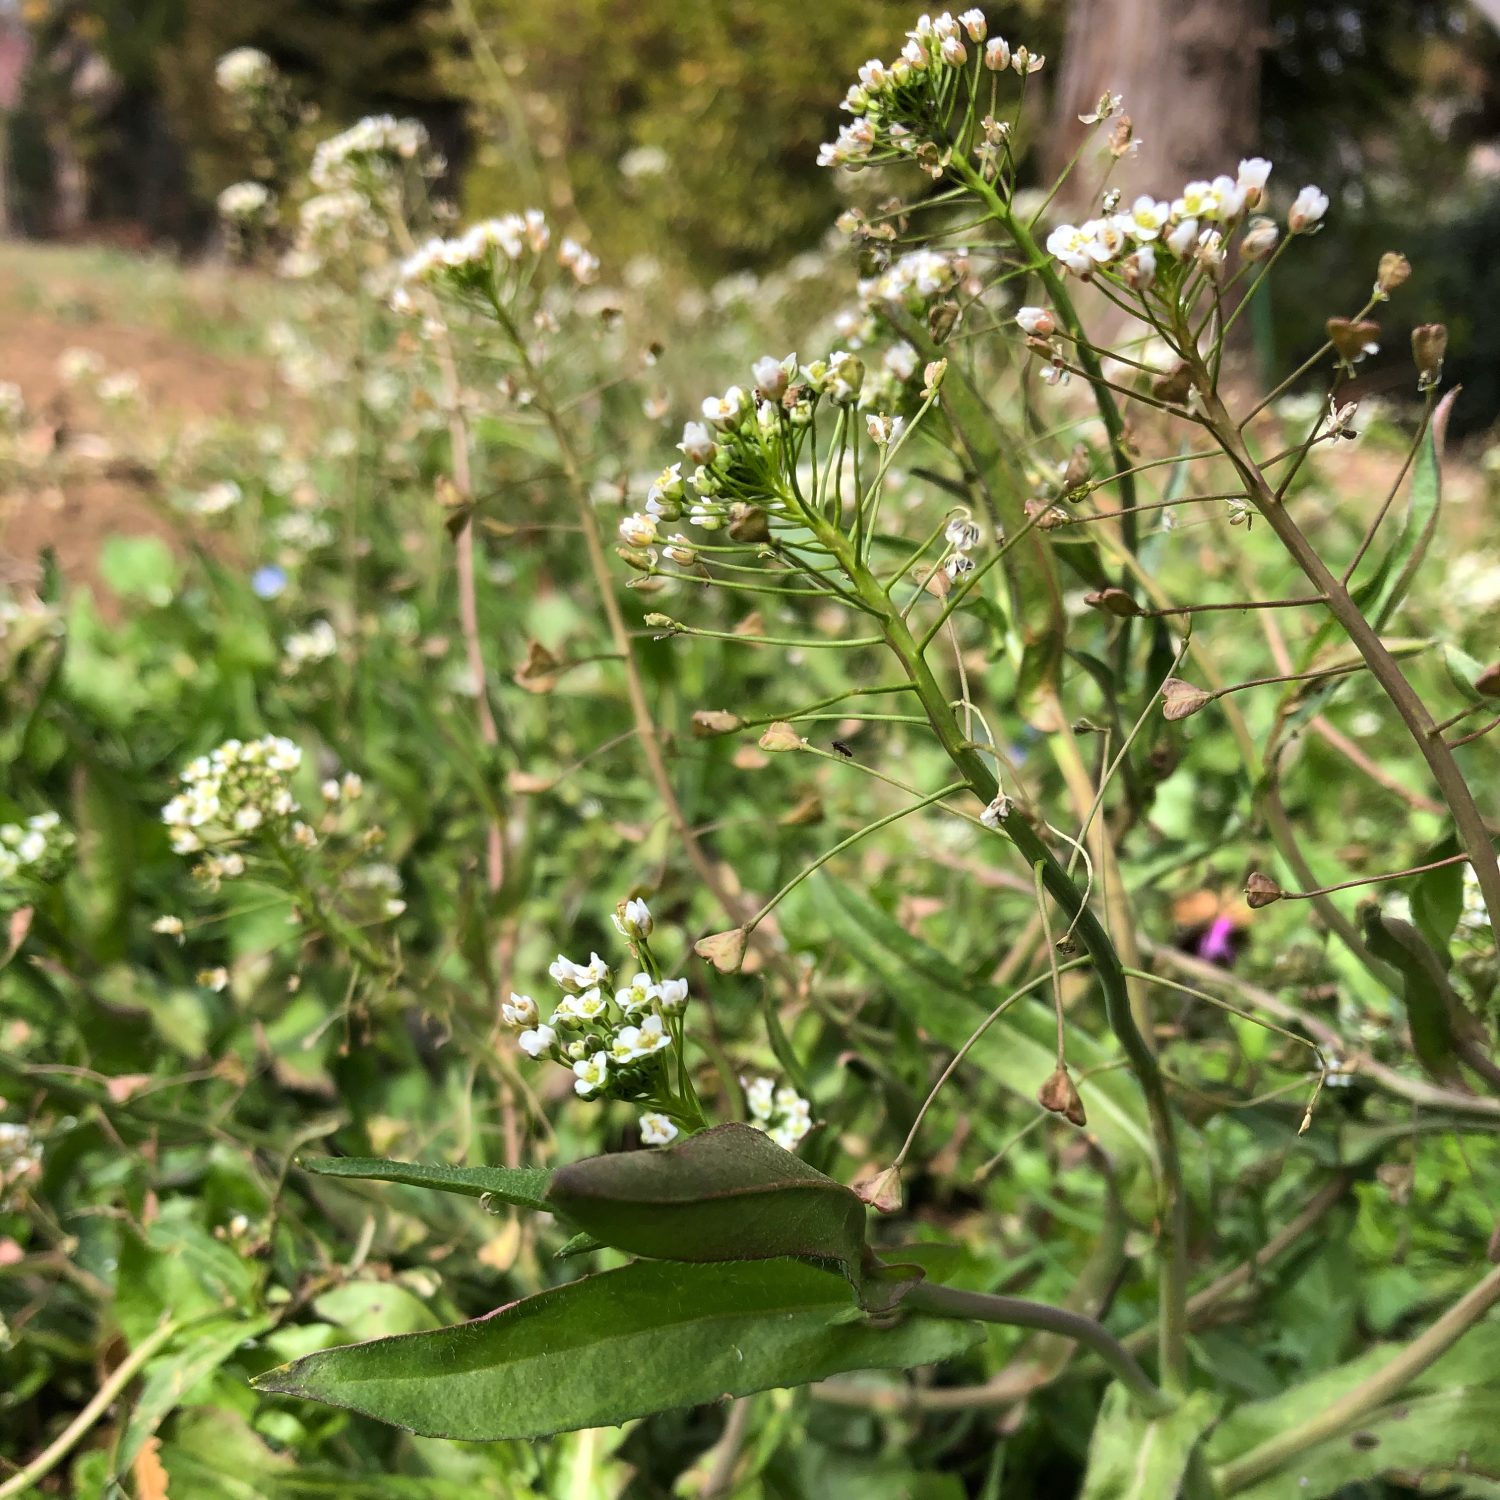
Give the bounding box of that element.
[281,619,338,675]
[97,371,143,407]
[0,811,74,893]
[0,1121,41,1206]
[820,12,1040,175]
[280,189,388,279]
[161,735,306,857]
[217,180,276,224]
[57,347,105,387]
[215,47,275,95]
[503,899,693,1136]
[1043,161,1324,286]
[618,348,931,550]
[860,248,960,314]
[743,1075,813,1152]
[391,210,599,311]
[309,115,433,193]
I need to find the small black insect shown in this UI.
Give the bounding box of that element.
[831,740,855,759]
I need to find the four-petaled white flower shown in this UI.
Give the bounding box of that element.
[612,1015,672,1063]
[519,1024,556,1058]
[572,1051,609,1096]
[640,1112,679,1146]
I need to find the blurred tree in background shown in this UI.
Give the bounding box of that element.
[3,0,1498,413]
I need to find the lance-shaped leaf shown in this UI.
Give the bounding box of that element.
[253,1257,981,1441]
[300,1155,550,1211]
[546,1123,867,1282]
[1359,908,1464,1084]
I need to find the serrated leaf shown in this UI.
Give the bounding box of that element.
[547,1123,867,1282]
[253,1257,982,1440]
[300,1155,550,1210]
[1080,1384,1221,1500]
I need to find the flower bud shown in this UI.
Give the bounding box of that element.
[1240,216,1279,262]
[613,897,653,939]
[983,37,1010,70]
[1015,305,1054,337]
[921,359,947,398]
[1411,323,1447,392]
[1037,1065,1087,1127]
[1375,252,1411,296]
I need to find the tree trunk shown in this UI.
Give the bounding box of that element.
[1047,0,1270,210]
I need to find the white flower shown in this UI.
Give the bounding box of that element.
[679,421,718,465]
[959,9,987,42]
[639,1112,678,1145]
[217,181,274,223]
[689,501,726,531]
[558,238,600,285]
[1288,184,1329,233]
[663,534,697,567]
[613,897,653,938]
[1046,223,1096,277]
[984,37,1010,70]
[945,516,982,551]
[1011,45,1044,74]
[702,387,748,428]
[752,355,792,399]
[549,954,585,991]
[1119,196,1170,242]
[1173,180,1218,221]
[658,977,689,1013]
[215,47,273,93]
[519,1024,556,1058]
[572,1050,610,1096]
[151,914,184,940]
[502,993,539,1028]
[744,1075,776,1122]
[945,553,976,579]
[1165,217,1199,258]
[1015,306,1055,337]
[619,511,658,547]
[939,35,967,66]
[198,966,230,992]
[884,341,919,381]
[611,1015,671,1063]
[1122,244,1157,290]
[554,987,608,1026]
[1237,157,1272,206]
[616,973,659,1015]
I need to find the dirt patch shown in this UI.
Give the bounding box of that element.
[0,293,275,605]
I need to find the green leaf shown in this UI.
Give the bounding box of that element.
[546,1123,867,1283]
[300,1155,550,1210]
[1359,908,1464,1083]
[1411,836,1464,957]
[812,877,1154,1166]
[1080,1385,1221,1500]
[1228,1387,1500,1500]
[253,1257,982,1441]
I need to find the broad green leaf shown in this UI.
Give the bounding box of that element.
[254,1257,982,1440]
[1359,908,1464,1083]
[547,1123,867,1282]
[1227,1387,1500,1500]
[300,1154,550,1210]
[314,1279,443,1339]
[813,877,1154,1166]
[1080,1385,1221,1500]
[1410,836,1464,957]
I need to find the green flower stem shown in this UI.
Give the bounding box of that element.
[1196,385,1500,936]
[806,510,1190,1393]
[1215,1260,1500,1493]
[953,158,1140,552]
[902,1281,1171,1418]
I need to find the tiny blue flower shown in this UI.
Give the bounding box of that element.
[251,564,287,599]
